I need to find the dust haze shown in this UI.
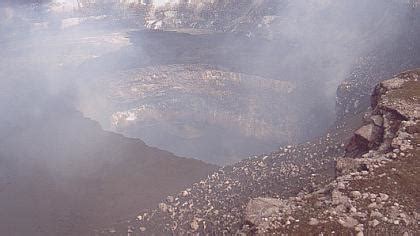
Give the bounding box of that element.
[0,0,417,235]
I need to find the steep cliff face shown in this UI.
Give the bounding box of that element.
[96,70,419,235]
[145,0,280,33]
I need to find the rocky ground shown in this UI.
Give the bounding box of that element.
[95,70,419,235]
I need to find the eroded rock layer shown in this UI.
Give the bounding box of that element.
[89,64,299,164]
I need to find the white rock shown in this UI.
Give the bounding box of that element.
[339,216,358,228]
[181,190,189,197]
[309,218,319,226]
[368,202,378,209]
[355,224,364,232]
[190,219,199,231]
[167,195,174,203]
[370,211,383,218]
[379,193,389,201]
[158,203,168,212]
[337,182,346,189]
[351,191,362,199]
[369,219,380,227]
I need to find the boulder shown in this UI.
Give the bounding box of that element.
[346,124,383,156]
[355,124,382,143]
[245,197,293,230]
[370,115,384,127]
[339,216,359,228]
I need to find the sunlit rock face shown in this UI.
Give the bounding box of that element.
[146,0,281,32]
[93,64,297,164]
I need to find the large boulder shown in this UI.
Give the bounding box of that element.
[346,123,383,156]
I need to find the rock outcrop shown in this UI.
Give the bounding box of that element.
[346,70,420,157]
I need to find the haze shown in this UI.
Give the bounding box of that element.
[0,0,418,235]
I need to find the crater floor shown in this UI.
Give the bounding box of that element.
[84,64,298,164]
